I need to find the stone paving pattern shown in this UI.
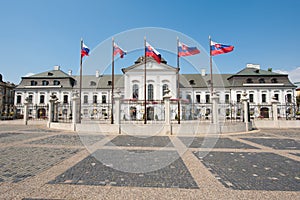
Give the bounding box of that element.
[179,137,259,149]
[193,151,300,191]
[49,150,198,189]
[105,135,173,147]
[0,124,299,199]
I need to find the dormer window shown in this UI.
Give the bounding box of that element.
[246,78,253,83]
[90,81,96,86]
[259,78,265,83]
[42,80,49,86]
[53,80,60,85]
[107,81,112,86]
[271,78,278,83]
[30,80,37,86]
[48,72,53,76]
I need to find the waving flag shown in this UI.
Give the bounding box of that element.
[114,42,126,58]
[145,42,161,64]
[178,41,200,57]
[81,41,90,58]
[210,40,234,56]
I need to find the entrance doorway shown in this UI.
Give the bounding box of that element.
[260,107,269,118]
[147,107,154,120]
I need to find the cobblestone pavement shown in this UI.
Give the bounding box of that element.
[0,123,299,199]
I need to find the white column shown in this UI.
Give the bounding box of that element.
[211,94,219,124]
[23,99,29,125]
[271,96,279,121]
[241,92,249,131]
[163,89,172,134]
[114,89,121,125]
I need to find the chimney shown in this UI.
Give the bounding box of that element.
[96,70,100,78]
[68,70,72,76]
[246,63,260,69]
[54,65,60,70]
[201,69,206,76]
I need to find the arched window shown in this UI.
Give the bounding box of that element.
[132,84,139,99]
[271,78,278,83]
[63,95,68,104]
[259,78,265,83]
[148,84,154,100]
[40,95,45,104]
[42,80,49,86]
[246,78,253,83]
[93,95,97,104]
[162,84,168,96]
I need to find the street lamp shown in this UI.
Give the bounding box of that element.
[189,80,195,120]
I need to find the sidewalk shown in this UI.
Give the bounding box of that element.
[0,124,299,199]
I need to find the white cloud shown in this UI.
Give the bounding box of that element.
[24,73,35,77]
[274,67,300,83]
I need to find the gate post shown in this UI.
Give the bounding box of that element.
[241,92,250,131]
[271,96,279,121]
[72,91,80,130]
[163,89,172,134]
[48,94,58,128]
[114,89,121,125]
[23,98,30,125]
[211,93,219,124]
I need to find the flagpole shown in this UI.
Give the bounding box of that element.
[79,38,83,124]
[144,37,147,124]
[209,35,214,124]
[111,37,114,124]
[209,36,213,96]
[177,37,181,124]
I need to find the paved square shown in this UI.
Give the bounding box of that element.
[242,138,300,150]
[0,147,79,183]
[49,149,198,189]
[0,132,48,143]
[105,135,173,147]
[193,151,300,191]
[29,135,105,146]
[179,137,259,149]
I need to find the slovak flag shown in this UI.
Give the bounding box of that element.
[178,41,200,57]
[145,42,161,64]
[210,40,234,56]
[81,41,90,58]
[113,42,126,58]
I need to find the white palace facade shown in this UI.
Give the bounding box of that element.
[14,56,297,121]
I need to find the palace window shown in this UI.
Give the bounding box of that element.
[196,94,201,103]
[30,80,37,86]
[53,80,60,85]
[148,84,154,100]
[17,95,22,104]
[205,94,210,103]
[40,95,45,104]
[162,84,169,96]
[237,94,241,103]
[102,95,107,104]
[225,94,230,103]
[262,94,266,103]
[63,95,68,104]
[42,80,49,86]
[249,94,254,103]
[84,95,88,104]
[246,78,253,83]
[286,94,292,103]
[259,78,265,83]
[132,84,139,99]
[271,78,278,83]
[93,95,98,104]
[274,94,279,101]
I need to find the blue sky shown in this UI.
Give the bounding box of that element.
[1,0,300,84]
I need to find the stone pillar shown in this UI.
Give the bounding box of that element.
[23,98,30,125]
[163,89,172,134]
[48,94,58,128]
[72,92,80,128]
[211,94,219,124]
[114,89,121,125]
[163,92,172,125]
[241,92,249,131]
[271,96,279,121]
